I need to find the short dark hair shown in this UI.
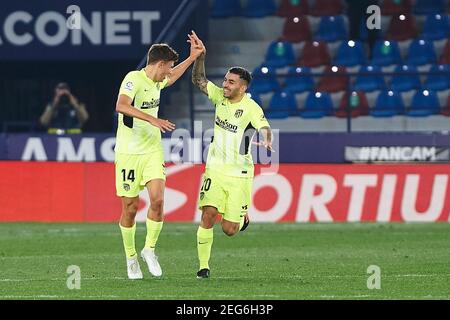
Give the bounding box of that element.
[147,44,179,65]
[228,67,252,86]
[56,82,70,90]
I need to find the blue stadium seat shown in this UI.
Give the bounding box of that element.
[211,0,241,18]
[246,90,262,106]
[390,65,421,92]
[405,39,437,66]
[421,14,450,40]
[353,65,386,92]
[371,40,402,66]
[283,66,314,93]
[315,16,348,42]
[414,0,446,15]
[407,90,441,116]
[264,41,296,68]
[249,65,280,93]
[267,90,297,119]
[424,64,450,91]
[333,40,366,67]
[299,92,333,118]
[371,90,405,117]
[242,0,276,18]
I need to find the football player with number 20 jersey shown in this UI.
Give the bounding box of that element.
[191,32,273,279]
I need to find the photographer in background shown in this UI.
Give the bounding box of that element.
[39,82,89,134]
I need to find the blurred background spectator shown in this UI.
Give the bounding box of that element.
[39,82,89,134]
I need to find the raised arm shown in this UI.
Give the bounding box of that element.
[166,56,195,87]
[68,92,89,125]
[166,31,204,87]
[190,31,209,95]
[192,53,209,95]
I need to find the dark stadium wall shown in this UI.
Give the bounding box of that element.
[0,0,208,133]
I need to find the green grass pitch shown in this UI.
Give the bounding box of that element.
[0,222,449,300]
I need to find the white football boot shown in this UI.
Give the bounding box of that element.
[140,248,162,277]
[126,256,143,280]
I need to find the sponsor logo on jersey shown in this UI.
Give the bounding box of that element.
[215,116,237,133]
[141,98,160,109]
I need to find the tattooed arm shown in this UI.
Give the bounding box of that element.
[192,53,209,95]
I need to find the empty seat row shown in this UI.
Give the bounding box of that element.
[250,64,450,94]
[381,0,449,16]
[264,39,450,68]
[280,13,449,43]
[212,0,342,18]
[212,0,449,18]
[249,89,450,119]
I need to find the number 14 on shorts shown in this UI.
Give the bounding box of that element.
[121,169,136,182]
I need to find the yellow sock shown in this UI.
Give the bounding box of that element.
[197,226,214,270]
[119,223,137,258]
[144,219,163,250]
